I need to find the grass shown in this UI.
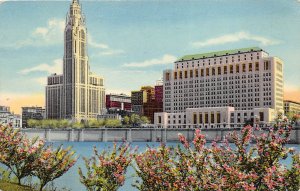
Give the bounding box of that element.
[0,180,33,191]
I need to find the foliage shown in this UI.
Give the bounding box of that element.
[33,145,77,191]
[140,116,150,124]
[0,180,32,191]
[0,125,44,184]
[78,143,134,191]
[133,125,300,191]
[0,125,77,190]
[105,119,122,127]
[87,119,105,128]
[123,116,130,125]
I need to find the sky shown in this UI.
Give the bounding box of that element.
[0,0,300,114]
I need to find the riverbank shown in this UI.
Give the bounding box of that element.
[21,127,300,144]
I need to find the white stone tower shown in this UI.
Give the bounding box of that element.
[46,0,105,121]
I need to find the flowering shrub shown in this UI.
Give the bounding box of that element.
[0,125,77,190]
[0,125,44,184]
[134,125,300,191]
[78,143,134,191]
[33,145,77,191]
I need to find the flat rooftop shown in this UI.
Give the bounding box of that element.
[176,47,265,62]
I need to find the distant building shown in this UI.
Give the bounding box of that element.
[0,106,22,128]
[284,100,300,115]
[22,106,45,128]
[45,0,105,121]
[106,94,131,116]
[131,85,163,123]
[131,90,147,115]
[97,113,122,121]
[155,47,284,128]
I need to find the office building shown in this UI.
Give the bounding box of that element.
[106,93,132,116]
[155,47,283,128]
[284,100,300,115]
[0,106,22,128]
[22,106,45,128]
[46,0,105,121]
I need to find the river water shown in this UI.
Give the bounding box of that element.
[48,142,300,191]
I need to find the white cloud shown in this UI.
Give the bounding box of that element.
[31,18,65,44]
[88,36,109,49]
[19,59,63,75]
[123,54,177,67]
[192,31,281,47]
[89,35,125,56]
[1,18,65,49]
[0,0,6,5]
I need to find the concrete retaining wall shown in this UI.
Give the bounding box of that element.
[20,127,300,144]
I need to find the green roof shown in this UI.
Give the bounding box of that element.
[176,47,263,62]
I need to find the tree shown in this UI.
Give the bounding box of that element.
[123,116,130,125]
[0,125,44,184]
[140,116,150,124]
[79,143,134,191]
[105,119,121,128]
[33,145,77,191]
[133,125,300,191]
[130,114,140,126]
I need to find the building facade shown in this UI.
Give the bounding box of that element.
[131,85,163,123]
[155,47,284,128]
[106,93,132,116]
[46,0,105,121]
[284,100,300,115]
[0,106,22,128]
[22,106,45,128]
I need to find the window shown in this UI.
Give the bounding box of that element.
[217,112,221,123]
[218,67,221,75]
[259,112,264,122]
[190,70,193,78]
[242,64,246,72]
[212,67,215,75]
[249,63,252,72]
[166,72,170,81]
[201,69,204,77]
[224,66,227,74]
[264,61,270,70]
[235,64,239,73]
[158,116,161,123]
[195,69,199,77]
[184,71,188,78]
[205,113,208,123]
[193,113,197,124]
[211,113,215,123]
[206,68,209,76]
[230,65,234,74]
[174,72,177,80]
[199,113,203,123]
[179,71,182,79]
[255,62,259,71]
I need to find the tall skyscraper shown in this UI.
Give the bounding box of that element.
[46,0,105,121]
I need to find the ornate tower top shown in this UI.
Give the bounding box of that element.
[67,0,85,27]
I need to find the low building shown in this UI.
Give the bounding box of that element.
[106,93,131,116]
[0,106,22,128]
[154,107,275,128]
[22,106,45,128]
[284,100,300,115]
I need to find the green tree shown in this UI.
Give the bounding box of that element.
[105,119,121,128]
[130,114,140,126]
[140,116,150,124]
[123,116,130,125]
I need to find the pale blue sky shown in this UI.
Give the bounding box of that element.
[0,0,300,112]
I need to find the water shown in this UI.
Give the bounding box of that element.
[48,142,300,191]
